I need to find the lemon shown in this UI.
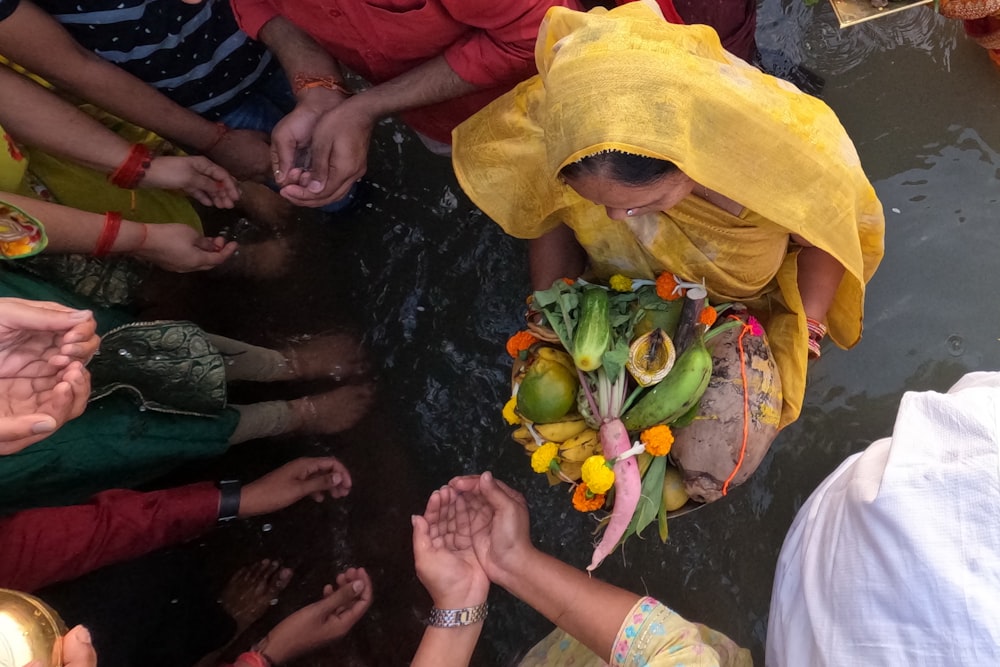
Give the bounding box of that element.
[661,466,690,512]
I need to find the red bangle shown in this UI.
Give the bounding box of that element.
[108,144,152,189]
[93,211,122,257]
[202,122,230,154]
[806,317,827,360]
[234,651,272,667]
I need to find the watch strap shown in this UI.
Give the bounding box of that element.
[217,479,242,523]
[427,602,488,628]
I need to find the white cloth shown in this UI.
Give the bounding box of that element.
[766,372,1000,666]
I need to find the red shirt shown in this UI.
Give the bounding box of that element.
[0,483,219,592]
[230,0,582,144]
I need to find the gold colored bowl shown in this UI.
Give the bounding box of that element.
[0,590,66,667]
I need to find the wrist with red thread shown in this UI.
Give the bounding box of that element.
[202,122,230,154]
[93,211,122,257]
[108,144,152,189]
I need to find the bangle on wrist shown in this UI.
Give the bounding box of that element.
[202,122,230,154]
[292,73,354,97]
[806,317,827,360]
[216,479,242,523]
[93,211,123,257]
[427,602,488,628]
[108,144,153,189]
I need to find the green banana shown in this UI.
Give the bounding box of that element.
[622,334,712,431]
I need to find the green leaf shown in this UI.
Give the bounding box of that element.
[657,493,669,543]
[602,341,629,382]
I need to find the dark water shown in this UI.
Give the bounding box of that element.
[128,2,1000,665]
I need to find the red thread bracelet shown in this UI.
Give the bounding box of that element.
[202,122,230,153]
[109,144,152,189]
[93,211,123,257]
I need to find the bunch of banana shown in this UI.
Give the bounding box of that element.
[510,416,602,483]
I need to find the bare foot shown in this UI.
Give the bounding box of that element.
[281,333,369,381]
[219,559,294,634]
[290,384,375,435]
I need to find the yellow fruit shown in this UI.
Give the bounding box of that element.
[559,429,600,462]
[517,358,579,424]
[511,426,535,447]
[535,417,588,442]
[536,346,576,373]
[662,466,690,512]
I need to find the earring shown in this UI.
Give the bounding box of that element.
[626,208,635,217]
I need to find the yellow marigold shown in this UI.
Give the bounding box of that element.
[506,330,539,358]
[502,395,520,425]
[699,307,718,327]
[581,455,615,494]
[572,483,606,512]
[641,425,674,456]
[530,442,559,474]
[655,272,683,301]
[609,274,633,292]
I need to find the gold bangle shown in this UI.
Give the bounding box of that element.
[292,73,354,97]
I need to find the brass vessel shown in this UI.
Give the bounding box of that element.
[0,590,66,667]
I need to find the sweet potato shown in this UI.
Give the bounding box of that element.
[670,317,782,503]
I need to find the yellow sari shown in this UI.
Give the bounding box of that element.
[452,2,884,427]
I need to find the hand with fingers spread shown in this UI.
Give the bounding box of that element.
[238,456,352,518]
[0,299,97,454]
[252,568,373,665]
[143,155,240,208]
[276,100,373,208]
[412,486,491,610]
[133,223,238,273]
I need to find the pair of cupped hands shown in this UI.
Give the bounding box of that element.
[412,471,534,611]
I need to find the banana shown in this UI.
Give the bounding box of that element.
[558,459,584,482]
[559,428,600,462]
[622,334,713,432]
[535,346,576,374]
[511,426,535,447]
[534,416,589,442]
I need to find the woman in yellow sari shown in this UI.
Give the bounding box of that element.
[453,1,884,428]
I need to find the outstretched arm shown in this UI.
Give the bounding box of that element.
[0,1,272,180]
[792,238,845,325]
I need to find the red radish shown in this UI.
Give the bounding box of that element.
[587,417,640,572]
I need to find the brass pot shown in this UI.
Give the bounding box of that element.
[0,589,66,667]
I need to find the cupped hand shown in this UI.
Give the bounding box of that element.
[258,568,373,664]
[134,223,237,273]
[143,155,240,208]
[449,472,534,584]
[412,486,491,610]
[206,128,273,183]
[0,299,98,454]
[278,99,373,208]
[239,456,352,518]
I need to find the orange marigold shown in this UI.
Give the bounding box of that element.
[561,277,576,285]
[699,307,718,327]
[640,425,674,456]
[572,483,606,512]
[655,273,683,301]
[506,330,538,357]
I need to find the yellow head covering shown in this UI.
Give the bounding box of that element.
[453,2,885,427]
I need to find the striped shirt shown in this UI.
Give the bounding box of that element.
[0,0,276,118]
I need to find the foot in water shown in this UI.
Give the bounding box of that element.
[219,560,294,635]
[290,384,375,434]
[281,333,369,382]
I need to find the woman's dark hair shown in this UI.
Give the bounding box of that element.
[559,151,678,187]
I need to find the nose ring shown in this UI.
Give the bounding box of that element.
[626,208,635,217]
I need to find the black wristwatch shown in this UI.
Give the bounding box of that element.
[216,479,242,523]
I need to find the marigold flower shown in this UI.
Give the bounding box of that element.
[506,330,538,358]
[572,483,606,512]
[531,442,560,473]
[609,274,633,292]
[581,455,615,494]
[561,277,576,285]
[640,425,674,456]
[502,396,520,425]
[655,272,683,301]
[699,307,717,327]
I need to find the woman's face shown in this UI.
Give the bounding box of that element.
[563,170,695,221]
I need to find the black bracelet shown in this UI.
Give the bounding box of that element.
[217,479,242,523]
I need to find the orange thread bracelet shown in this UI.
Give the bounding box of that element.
[292,73,354,97]
[108,144,152,189]
[93,211,123,257]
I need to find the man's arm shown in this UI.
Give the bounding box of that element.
[0,1,272,180]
